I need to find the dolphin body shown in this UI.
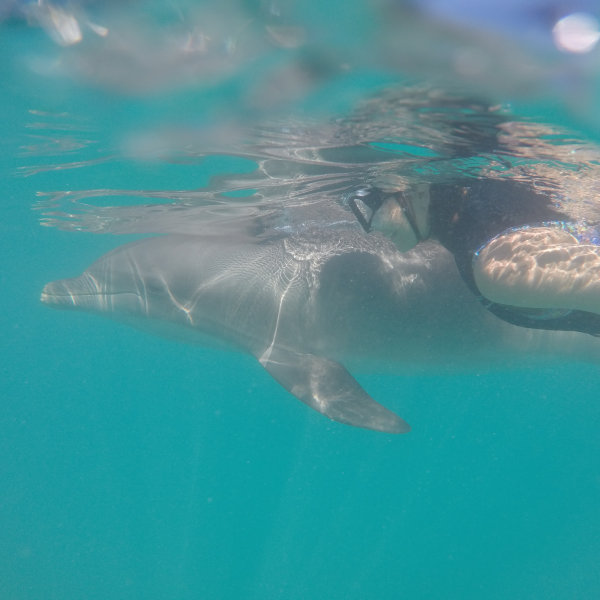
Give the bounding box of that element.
[41,228,600,433]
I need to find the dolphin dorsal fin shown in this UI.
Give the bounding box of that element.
[259,347,409,433]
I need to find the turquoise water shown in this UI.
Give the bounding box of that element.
[2,3,600,599]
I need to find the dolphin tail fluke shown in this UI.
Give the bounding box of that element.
[259,347,410,434]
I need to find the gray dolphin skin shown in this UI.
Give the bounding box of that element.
[41,229,600,433]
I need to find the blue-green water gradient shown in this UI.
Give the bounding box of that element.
[2,11,600,600]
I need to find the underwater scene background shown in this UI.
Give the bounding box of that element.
[2,1,600,598]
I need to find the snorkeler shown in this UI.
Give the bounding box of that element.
[348,178,600,336]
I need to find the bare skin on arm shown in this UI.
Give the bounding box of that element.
[473,226,600,315]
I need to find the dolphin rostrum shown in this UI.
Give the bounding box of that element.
[41,228,600,433]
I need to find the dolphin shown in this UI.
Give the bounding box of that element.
[41,228,600,433]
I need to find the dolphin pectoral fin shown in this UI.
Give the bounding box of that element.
[259,348,410,434]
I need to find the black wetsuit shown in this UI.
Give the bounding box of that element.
[429,179,600,335]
